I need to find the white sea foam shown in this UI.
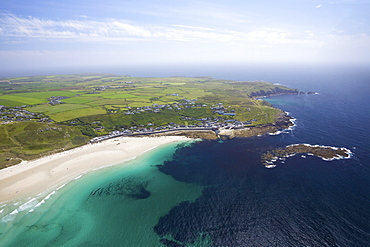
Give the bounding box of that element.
[1,209,18,222]
[268,131,282,136]
[265,164,277,169]
[18,198,38,212]
[286,118,297,131]
[56,183,67,190]
[32,190,56,211]
[44,191,56,201]
[264,155,280,168]
[32,200,45,210]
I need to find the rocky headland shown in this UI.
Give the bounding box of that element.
[152,112,295,140]
[261,144,352,168]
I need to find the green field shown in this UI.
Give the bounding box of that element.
[63,96,100,104]
[50,107,106,122]
[100,92,139,99]
[0,95,46,105]
[29,104,89,114]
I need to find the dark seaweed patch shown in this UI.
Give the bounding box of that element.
[88,176,150,200]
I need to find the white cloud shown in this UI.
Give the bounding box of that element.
[173,25,216,31]
[0,13,327,47]
[0,13,154,41]
[1,12,369,66]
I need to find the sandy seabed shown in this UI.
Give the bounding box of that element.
[0,136,191,204]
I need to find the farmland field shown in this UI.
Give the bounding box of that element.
[48,106,106,122]
[63,96,100,104]
[99,92,139,99]
[31,103,90,113]
[0,95,46,105]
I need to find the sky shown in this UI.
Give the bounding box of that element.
[1,0,370,76]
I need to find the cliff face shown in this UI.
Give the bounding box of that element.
[249,87,299,97]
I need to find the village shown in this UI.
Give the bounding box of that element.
[1,94,257,143]
[89,100,256,143]
[0,105,51,123]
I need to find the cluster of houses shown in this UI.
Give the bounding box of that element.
[89,98,260,143]
[123,99,237,117]
[89,118,253,143]
[0,105,51,123]
[89,114,255,143]
[210,103,237,116]
[123,99,203,115]
[93,83,133,92]
[48,96,70,105]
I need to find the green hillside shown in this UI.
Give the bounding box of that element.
[0,122,88,169]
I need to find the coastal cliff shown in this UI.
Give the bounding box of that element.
[249,87,299,97]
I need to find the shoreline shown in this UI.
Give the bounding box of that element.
[0,110,294,204]
[0,136,192,204]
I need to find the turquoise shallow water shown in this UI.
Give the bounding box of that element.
[0,141,203,247]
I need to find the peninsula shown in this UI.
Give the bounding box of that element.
[0,73,299,168]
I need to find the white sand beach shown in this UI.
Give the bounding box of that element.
[0,136,192,204]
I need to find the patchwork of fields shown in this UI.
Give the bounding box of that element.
[0,74,296,123]
[1,75,217,122]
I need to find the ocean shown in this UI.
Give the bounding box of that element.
[1,65,369,246]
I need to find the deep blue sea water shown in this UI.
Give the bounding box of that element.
[1,65,369,246]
